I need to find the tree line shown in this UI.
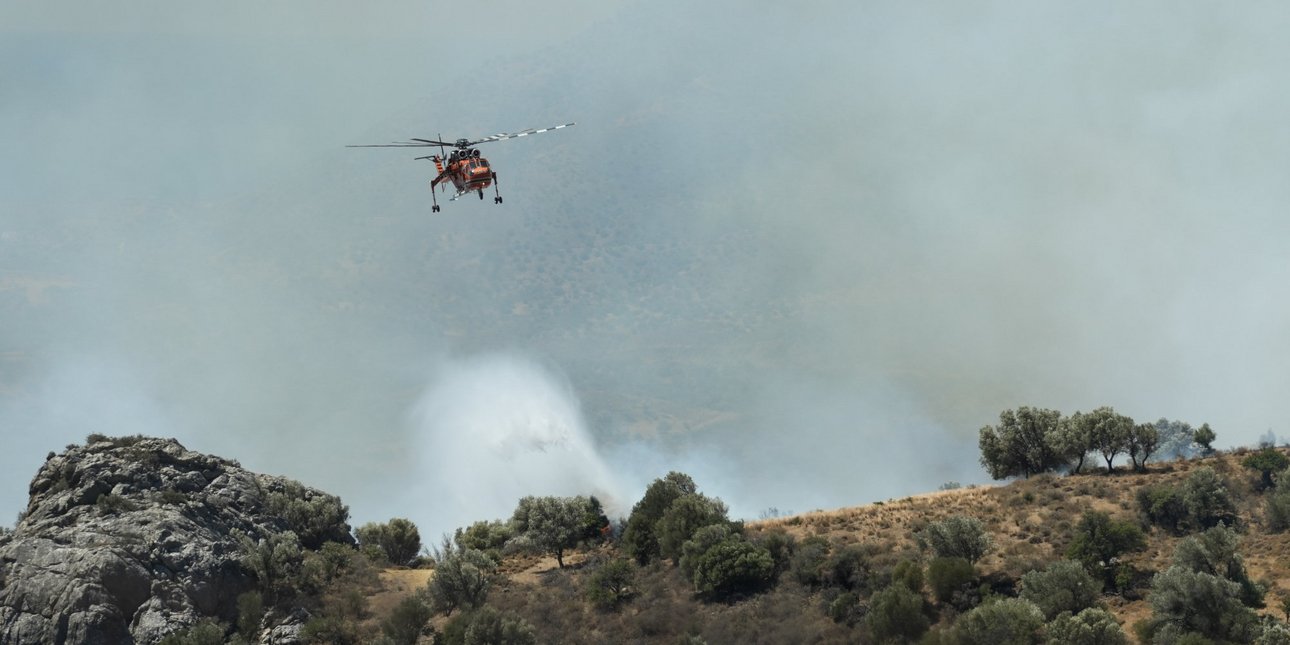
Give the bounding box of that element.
[978,406,1216,479]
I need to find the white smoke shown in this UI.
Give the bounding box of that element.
[407,353,627,539]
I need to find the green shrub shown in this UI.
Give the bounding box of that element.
[95,493,139,515]
[1046,607,1128,645]
[756,530,797,579]
[1171,524,1264,608]
[1180,467,1237,530]
[426,541,495,615]
[1137,484,1188,533]
[866,584,930,643]
[355,518,421,567]
[158,620,226,645]
[236,591,264,640]
[927,557,975,603]
[825,544,873,592]
[265,480,351,550]
[299,615,362,645]
[1065,511,1146,589]
[827,590,862,626]
[789,536,830,587]
[919,515,992,564]
[236,530,303,601]
[438,607,536,645]
[622,472,697,564]
[951,597,1044,645]
[381,595,432,645]
[1266,485,1290,532]
[891,559,925,594]
[1148,566,1258,642]
[656,493,729,563]
[1019,559,1102,620]
[454,519,514,558]
[585,559,635,609]
[688,534,774,599]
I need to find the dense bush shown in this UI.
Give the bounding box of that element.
[1065,511,1146,589]
[927,557,975,603]
[1147,566,1258,643]
[1137,484,1188,533]
[454,520,514,557]
[656,493,730,564]
[789,536,831,587]
[686,532,774,599]
[427,541,496,615]
[951,597,1045,645]
[825,544,873,592]
[1019,559,1102,620]
[440,607,537,645]
[157,620,226,645]
[380,595,432,645]
[756,530,797,580]
[236,530,303,602]
[1045,607,1128,645]
[1180,466,1238,530]
[1267,482,1290,532]
[1171,524,1264,608]
[355,518,422,567]
[265,480,351,550]
[866,583,930,643]
[585,558,635,609]
[919,515,992,564]
[622,472,697,564]
[890,559,925,594]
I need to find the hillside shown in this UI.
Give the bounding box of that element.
[365,447,1290,644]
[3,438,1287,644]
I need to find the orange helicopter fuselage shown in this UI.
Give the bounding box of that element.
[432,152,493,196]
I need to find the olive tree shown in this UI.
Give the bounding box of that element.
[1085,407,1134,474]
[978,407,1065,479]
[510,495,600,568]
[1243,448,1290,490]
[1126,423,1160,472]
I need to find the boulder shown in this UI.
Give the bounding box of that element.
[0,436,352,644]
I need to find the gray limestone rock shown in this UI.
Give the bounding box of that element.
[0,436,352,644]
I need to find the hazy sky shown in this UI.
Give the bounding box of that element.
[3,1,1290,538]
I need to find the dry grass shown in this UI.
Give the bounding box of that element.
[747,450,1290,642]
[363,449,1290,644]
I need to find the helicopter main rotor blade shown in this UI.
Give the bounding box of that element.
[346,143,440,148]
[410,138,455,146]
[467,122,575,146]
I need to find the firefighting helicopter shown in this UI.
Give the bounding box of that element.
[347,122,574,212]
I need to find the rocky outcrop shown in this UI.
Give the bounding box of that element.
[0,436,352,644]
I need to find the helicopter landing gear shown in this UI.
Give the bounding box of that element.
[492,172,503,205]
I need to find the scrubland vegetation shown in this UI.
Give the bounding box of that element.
[141,413,1290,644]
